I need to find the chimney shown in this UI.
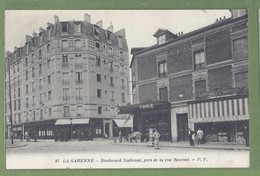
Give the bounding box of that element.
[47,22,52,28]
[181,32,183,35]
[84,13,91,23]
[32,31,37,38]
[39,27,44,33]
[25,35,32,43]
[115,29,125,38]
[107,22,114,32]
[96,20,103,28]
[54,15,59,23]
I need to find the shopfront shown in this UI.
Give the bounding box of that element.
[119,101,171,141]
[188,95,249,143]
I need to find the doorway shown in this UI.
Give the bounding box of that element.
[177,113,188,141]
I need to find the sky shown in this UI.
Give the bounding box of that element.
[5,10,231,56]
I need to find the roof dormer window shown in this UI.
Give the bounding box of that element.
[61,22,68,33]
[158,35,166,45]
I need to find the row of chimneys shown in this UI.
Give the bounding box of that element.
[216,16,226,22]
[176,32,184,36]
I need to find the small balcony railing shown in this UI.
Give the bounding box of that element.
[76,80,83,85]
[62,96,70,101]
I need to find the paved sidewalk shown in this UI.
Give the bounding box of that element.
[5,140,27,149]
[112,140,249,151]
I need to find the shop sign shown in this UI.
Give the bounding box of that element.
[190,115,248,123]
[139,103,154,109]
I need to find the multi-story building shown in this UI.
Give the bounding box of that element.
[120,10,248,144]
[5,14,131,139]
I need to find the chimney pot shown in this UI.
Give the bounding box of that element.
[54,15,59,23]
[84,13,91,23]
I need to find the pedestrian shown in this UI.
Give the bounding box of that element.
[119,130,122,143]
[153,129,160,150]
[188,128,195,146]
[243,125,249,147]
[197,128,204,144]
[20,133,23,141]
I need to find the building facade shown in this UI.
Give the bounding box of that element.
[121,10,248,143]
[5,14,131,140]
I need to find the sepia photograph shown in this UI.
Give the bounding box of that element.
[4,10,249,169]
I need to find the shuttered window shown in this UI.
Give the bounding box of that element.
[233,37,248,61]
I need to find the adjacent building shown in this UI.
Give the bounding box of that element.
[5,14,131,140]
[120,10,248,144]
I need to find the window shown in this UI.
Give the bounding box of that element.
[96,42,100,51]
[118,36,123,48]
[76,72,83,84]
[110,77,114,87]
[48,75,51,84]
[18,114,21,122]
[107,31,112,42]
[110,91,115,102]
[47,44,50,53]
[158,35,166,45]
[25,70,28,80]
[61,23,68,33]
[62,54,68,64]
[18,88,20,97]
[96,56,101,67]
[61,40,69,49]
[48,91,52,100]
[26,84,28,94]
[48,28,51,38]
[77,106,83,116]
[40,109,43,119]
[235,72,248,89]
[17,62,20,72]
[62,72,69,85]
[76,88,82,100]
[47,59,50,68]
[25,58,28,66]
[39,63,42,74]
[94,27,100,38]
[109,60,113,71]
[159,87,168,101]
[32,67,35,77]
[39,49,42,56]
[14,100,16,111]
[121,79,125,89]
[98,106,102,114]
[18,100,21,110]
[75,39,82,48]
[39,79,42,89]
[64,106,70,117]
[74,23,81,33]
[122,93,125,103]
[233,37,248,61]
[120,51,124,60]
[63,88,69,100]
[32,96,35,105]
[26,98,29,108]
[31,54,34,63]
[97,89,102,98]
[97,74,101,82]
[14,89,16,98]
[158,60,167,78]
[107,47,113,55]
[195,80,207,97]
[194,49,205,69]
[48,108,52,117]
[33,111,36,120]
[32,82,35,92]
[40,93,43,104]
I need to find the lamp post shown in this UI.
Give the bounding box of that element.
[7,56,14,144]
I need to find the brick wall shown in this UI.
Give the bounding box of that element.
[208,65,232,92]
[167,43,192,73]
[169,74,193,102]
[206,29,232,64]
[137,53,157,81]
[139,82,157,103]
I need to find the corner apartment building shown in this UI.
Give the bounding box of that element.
[5,14,130,139]
[120,10,248,143]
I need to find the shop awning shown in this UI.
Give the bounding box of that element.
[71,118,89,125]
[114,118,133,128]
[55,119,71,125]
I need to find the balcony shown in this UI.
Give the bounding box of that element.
[25,103,29,108]
[39,100,43,105]
[110,98,115,102]
[76,96,83,100]
[194,63,206,70]
[62,63,69,69]
[110,83,114,87]
[62,96,70,101]
[32,88,35,93]
[158,72,167,78]
[75,63,83,69]
[63,113,70,118]
[62,80,70,86]
[39,85,43,90]
[121,85,126,89]
[32,103,36,107]
[76,80,83,85]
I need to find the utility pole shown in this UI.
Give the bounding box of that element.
[7,57,14,144]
